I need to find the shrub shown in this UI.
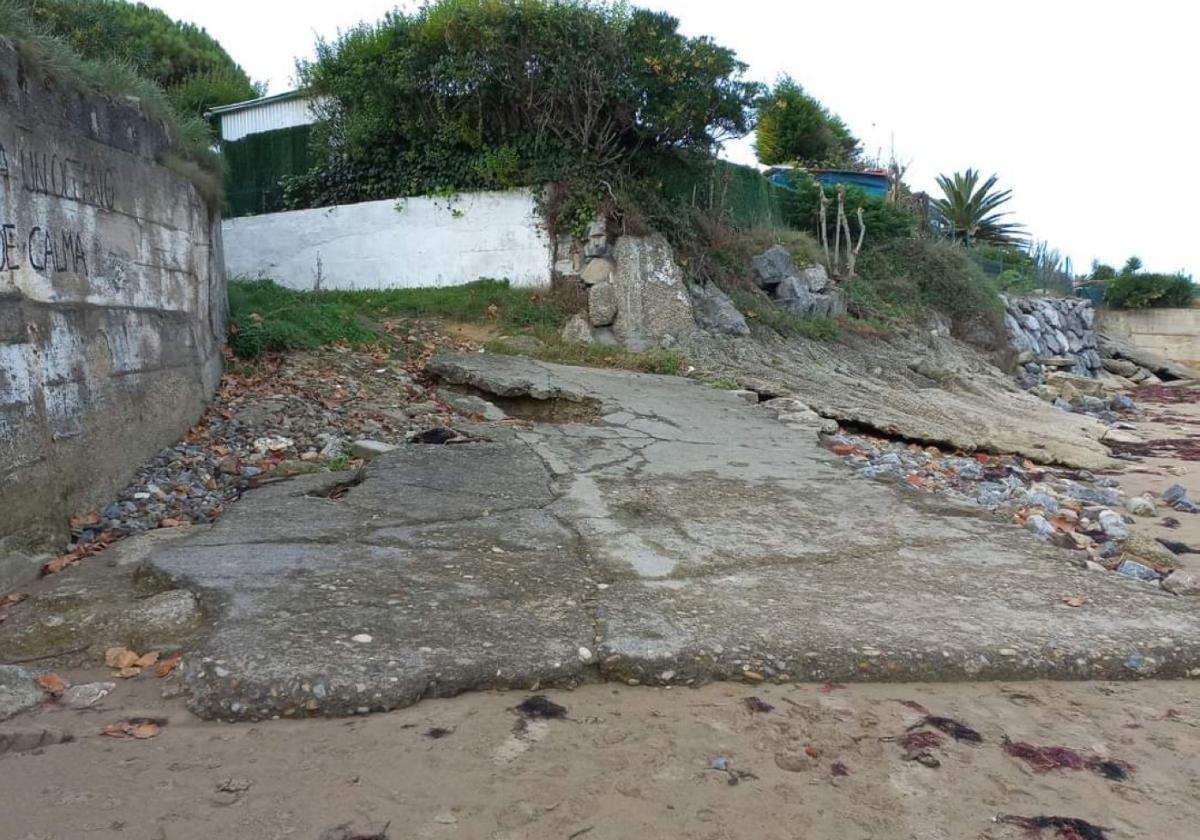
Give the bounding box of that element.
[754,76,859,167]
[779,171,915,243]
[1104,273,1195,309]
[288,0,760,209]
[851,239,1004,344]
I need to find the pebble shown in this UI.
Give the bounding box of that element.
[1116,559,1160,582]
[60,682,116,710]
[1128,494,1157,517]
[351,634,374,644]
[1098,510,1130,540]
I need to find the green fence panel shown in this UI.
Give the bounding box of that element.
[656,158,790,230]
[221,124,312,218]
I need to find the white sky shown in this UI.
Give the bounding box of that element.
[153,0,1197,278]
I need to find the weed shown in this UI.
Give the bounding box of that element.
[726,287,843,342]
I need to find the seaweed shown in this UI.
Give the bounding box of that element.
[998,815,1111,840]
[515,695,568,719]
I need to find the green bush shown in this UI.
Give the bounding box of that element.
[754,76,859,167]
[1104,273,1195,309]
[287,0,760,210]
[778,172,914,244]
[850,239,1004,344]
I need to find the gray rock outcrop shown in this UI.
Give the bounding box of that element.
[608,234,698,350]
[0,666,44,721]
[691,283,750,337]
[751,246,845,317]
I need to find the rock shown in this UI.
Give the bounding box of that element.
[690,283,750,337]
[1025,514,1055,539]
[218,457,240,476]
[588,282,619,327]
[61,682,116,710]
[1127,494,1157,517]
[1103,358,1140,377]
[1121,532,1180,568]
[561,312,595,344]
[438,392,506,422]
[1116,559,1160,582]
[127,590,203,641]
[1097,332,1200,382]
[579,257,614,286]
[584,219,609,257]
[0,724,72,755]
[799,264,830,293]
[349,440,398,460]
[609,234,697,350]
[730,390,760,405]
[774,751,815,773]
[750,245,795,290]
[1163,484,1189,505]
[1098,510,1130,540]
[0,665,44,721]
[1102,428,1144,445]
[1110,394,1137,412]
[494,335,546,356]
[1162,571,1200,596]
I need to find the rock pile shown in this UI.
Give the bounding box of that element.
[559,228,700,350]
[1003,295,1101,378]
[824,428,1194,592]
[750,246,846,317]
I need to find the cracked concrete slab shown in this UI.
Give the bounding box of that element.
[145,352,1200,720]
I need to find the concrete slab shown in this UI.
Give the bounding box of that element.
[147,353,1200,719]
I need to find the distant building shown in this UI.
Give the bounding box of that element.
[206,91,321,143]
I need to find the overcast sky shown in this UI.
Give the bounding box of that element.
[154,0,1196,278]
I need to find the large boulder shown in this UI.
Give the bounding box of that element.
[0,666,44,721]
[610,234,697,350]
[750,245,795,291]
[691,283,750,337]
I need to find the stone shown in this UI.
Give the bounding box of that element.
[798,264,830,293]
[0,666,44,721]
[1127,494,1157,517]
[1163,484,1189,505]
[609,234,697,350]
[349,440,398,460]
[774,751,815,773]
[61,682,116,710]
[1097,332,1200,382]
[1110,394,1137,412]
[1098,510,1130,540]
[731,390,760,405]
[1025,514,1055,539]
[1121,532,1179,568]
[690,283,750,337]
[750,245,796,290]
[1163,571,1200,596]
[1103,358,1140,378]
[561,313,595,344]
[1116,560,1159,582]
[579,257,614,286]
[588,282,619,327]
[0,725,72,756]
[438,392,506,422]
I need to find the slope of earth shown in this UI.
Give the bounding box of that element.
[682,329,1117,470]
[111,352,1200,721]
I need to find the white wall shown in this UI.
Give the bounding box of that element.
[218,96,321,142]
[223,188,552,290]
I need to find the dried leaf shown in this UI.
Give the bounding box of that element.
[804,745,822,759]
[36,672,68,697]
[42,551,83,576]
[1061,596,1086,608]
[105,647,140,669]
[158,517,187,529]
[135,651,161,669]
[157,651,183,678]
[0,592,29,608]
[119,666,143,679]
[103,718,164,739]
[69,511,101,529]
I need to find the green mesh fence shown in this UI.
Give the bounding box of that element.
[656,158,790,230]
[221,124,312,218]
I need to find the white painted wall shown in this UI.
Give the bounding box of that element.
[217,96,322,142]
[222,188,552,290]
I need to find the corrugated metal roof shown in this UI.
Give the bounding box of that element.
[213,94,322,143]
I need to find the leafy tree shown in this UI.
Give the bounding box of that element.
[290,0,760,209]
[1121,255,1143,276]
[933,169,1025,246]
[754,76,859,167]
[21,0,259,112]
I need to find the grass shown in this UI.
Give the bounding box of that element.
[726,287,843,342]
[227,277,685,375]
[0,1,220,178]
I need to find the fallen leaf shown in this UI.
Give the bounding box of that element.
[804,745,822,759]
[158,517,187,529]
[105,647,140,669]
[36,672,68,697]
[157,652,183,677]
[119,666,143,679]
[0,592,29,608]
[103,718,164,739]
[135,651,161,669]
[42,551,83,576]
[69,511,101,529]
[1061,596,1086,608]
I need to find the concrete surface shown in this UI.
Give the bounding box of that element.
[135,353,1200,720]
[0,38,225,582]
[1098,307,1200,369]
[222,188,551,289]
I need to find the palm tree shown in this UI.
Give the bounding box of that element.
[933,169,1026,246]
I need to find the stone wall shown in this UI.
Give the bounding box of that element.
[223,188,552,290]
[0,40,225,587]
[1003,296,1101,377]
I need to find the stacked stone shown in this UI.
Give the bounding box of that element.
[1003,295,1102,378]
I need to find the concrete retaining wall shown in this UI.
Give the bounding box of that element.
[0,40,225,587]
[1096,308,1200,368]
[223,188,552,290]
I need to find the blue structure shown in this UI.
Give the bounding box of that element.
[764,166,891,199]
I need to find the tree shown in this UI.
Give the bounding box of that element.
[753,76,859,167]
[933,169,1025,246]
[291,0,760,206]
[22,0,259,113]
